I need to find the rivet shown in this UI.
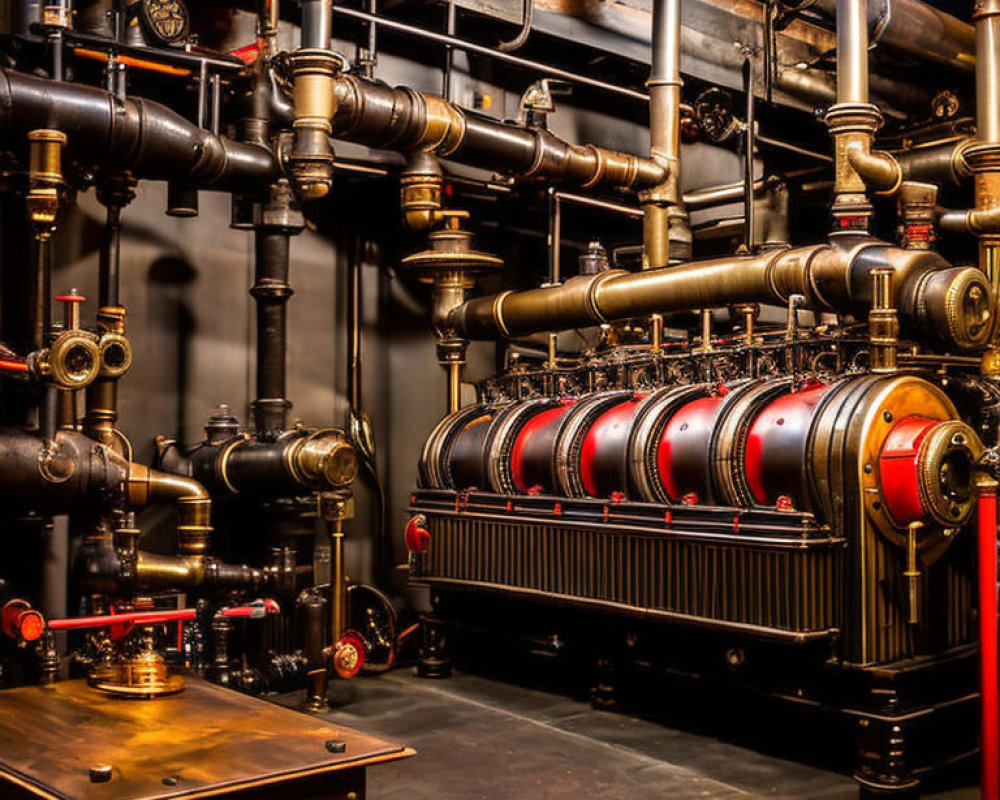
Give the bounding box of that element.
[883,411,893,423]
[162,777,179,787]
[325,739,347,753]
[89,766,112,783]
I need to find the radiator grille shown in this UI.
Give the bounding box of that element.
[414,511,843,635]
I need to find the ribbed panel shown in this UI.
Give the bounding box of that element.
[415,515,842,633]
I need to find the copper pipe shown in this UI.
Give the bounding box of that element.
[451,240,989,351]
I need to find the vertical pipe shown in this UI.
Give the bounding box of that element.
[836,0,868,106]
[742,55,756,252]
[301,0,332,49]
[347,232,362,415]
[252,227,292,435]
[443,1,456,100]
[976,479,999,800]
[99,205,122,308]
[971,0,1000,374]
[643,0,681,270]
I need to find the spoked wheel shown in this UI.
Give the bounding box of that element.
[346,583,398,673]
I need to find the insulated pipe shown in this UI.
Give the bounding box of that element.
[451,241,989,351]
[642,0,681,269]
[975,478,999,800]
[0,70,276,190]
[781,0,975,73]
[331,76,665,192]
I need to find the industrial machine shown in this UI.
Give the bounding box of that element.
[0,0,993,797]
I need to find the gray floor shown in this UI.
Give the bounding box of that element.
[298,670,980,800]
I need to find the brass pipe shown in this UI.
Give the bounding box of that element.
[126,464,212,558]
[869,267,899,373]
[641,0,681,270]
[904,521,923,625]
[451,240,989,352]
[965,0,1000,373]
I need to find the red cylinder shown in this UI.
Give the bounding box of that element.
[657,393,725,503]
[510,401,574,494]
[744,382,828,508]
[579,396,644,498]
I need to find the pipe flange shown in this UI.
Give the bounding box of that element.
[962,142,1000,173]
[824,102,884,135]
[916,421,981,527]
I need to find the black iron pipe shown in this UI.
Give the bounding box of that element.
[0,69,277,190]
[0,428,128,513]
[331,76,664,190]
[251,227,292,435]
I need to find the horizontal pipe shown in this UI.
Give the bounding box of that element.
[451,239,989,351]
[0,69,276,190]
[47,602,278,630]
[783,0,975,73]
[0,428,128,513]
[331,5,649,103]
[331,75,665,191]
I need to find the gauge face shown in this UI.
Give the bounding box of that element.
[140,0,190,46]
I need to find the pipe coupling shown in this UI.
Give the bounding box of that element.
[289,48,342,200]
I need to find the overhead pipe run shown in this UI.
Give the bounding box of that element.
[0,70,276,190]
[330,76,665,192]
[450,242,989,352]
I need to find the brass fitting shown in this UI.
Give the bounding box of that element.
[963,142,1000,372]
[869,268,899,373]
[825,104,901,231]
[27,129,67,235]
[127,465,212,558]
[289,49,342,200]
[287,429,359,490]
[95,307,133,379]
[400,152,444,232]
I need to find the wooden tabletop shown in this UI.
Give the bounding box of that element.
[0,677,414,800]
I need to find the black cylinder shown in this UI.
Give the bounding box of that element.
[251,228,293,434]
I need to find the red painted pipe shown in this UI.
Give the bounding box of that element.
[978,480,999,800]
[47,600,280,630]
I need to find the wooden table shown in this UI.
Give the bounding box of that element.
[0,677,414,800]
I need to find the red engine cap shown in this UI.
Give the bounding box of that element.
[511,403,573,494]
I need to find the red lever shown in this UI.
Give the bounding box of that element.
[405,514,431,553]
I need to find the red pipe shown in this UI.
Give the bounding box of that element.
[978,479,999,800]
[0,358,29,374]
[47,600,280,630]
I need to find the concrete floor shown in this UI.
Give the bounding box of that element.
[298,669,980,800]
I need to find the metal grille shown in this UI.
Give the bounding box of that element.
[415,512,843,635]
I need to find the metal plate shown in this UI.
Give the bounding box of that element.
[0,678,413,800]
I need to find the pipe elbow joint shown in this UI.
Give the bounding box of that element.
[847,146,902,195]
[127,464,212,557]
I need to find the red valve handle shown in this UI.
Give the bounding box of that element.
[404,514,431,553]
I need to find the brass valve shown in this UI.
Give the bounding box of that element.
[869,268,899,374]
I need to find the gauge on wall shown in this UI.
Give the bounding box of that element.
[138,0,190,46]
